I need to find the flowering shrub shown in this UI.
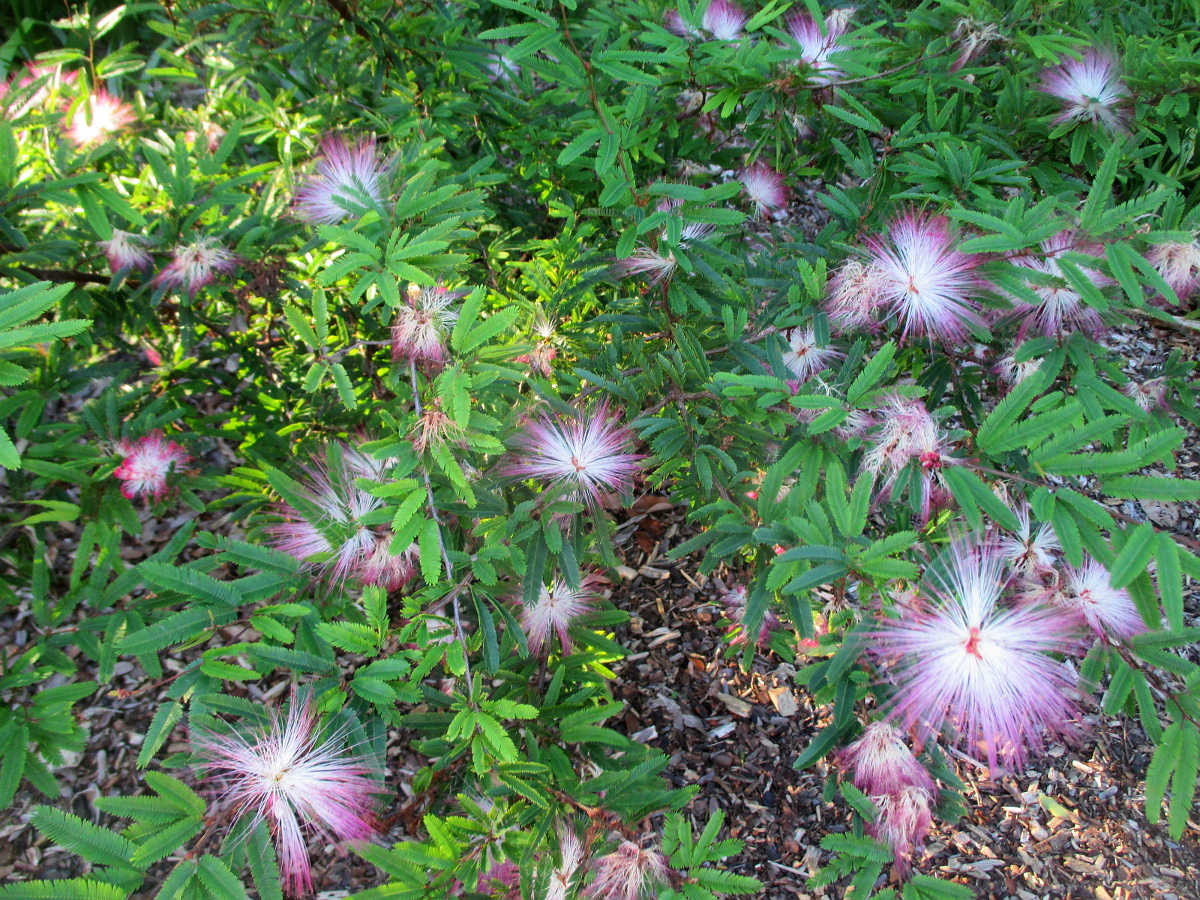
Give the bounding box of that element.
[2,1,1200,898]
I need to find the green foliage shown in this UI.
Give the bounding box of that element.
[3,0,1200,896]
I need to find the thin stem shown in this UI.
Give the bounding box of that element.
[409,360,474,696]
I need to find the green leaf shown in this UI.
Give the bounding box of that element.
[1101,475,1200,502]
[140,562,242,607]
[0,880,130,900]
[1109,524,1155,588]
[30,807,139,872]
[138,701,184,768]
[196,856,249,900]
[846,342,896,404]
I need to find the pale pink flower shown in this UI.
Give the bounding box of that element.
[193,694,382,897]
[586,839,670,900]
[503,402,642,505]
[521,574,604,655]
[781,326,843,382]
[612,199,715,285]
[785,10,850,84]
[1007,230,1112,339]
[1145,240,1200,303]
[867,785,934,876]
[547,822,585,900]
[2,64,77,117]
[1060,559,1146,642]
[663,10,703,39]
[1038,49,1131,132]
[154,237,239,299]
[98,229,153,273]
[836,722,936,797]
[62,89,136,147]
[995,346,1043,387]
[1124,377,1169,412]
[294,135,389,225]
[113,431,190,501]
[268,443,416,591]
[391,285,461,368]
[739,161,788,216]
[949,17,1002,72]
[477,861,521,899]
[863,211,986,344]
[825,258,889,333]
[862,395,958,524]
[998,503,1060,574]
[702,0,746,40]
[186,121,226,154]
[721,585,782,648]
[870,538,1082,769]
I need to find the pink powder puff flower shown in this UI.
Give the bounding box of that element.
[98,229,153,274]
[870,537,1082,769]
[720,584,781,648]
[1007,230,1112,339]
[1038,49,1131,133]
[547,821,585,900]
[477,861,522,899]
[521,574,604,655]
[1123,377,1169,412]
[267,443,417,591]
[861,395,959,524]
[192,694,382,898]
[739,161,788,216]
[154,237,239,300]
[701,0,746,40]
[825,258,889,333]
[1145,240,1200,303]
[863,211,987,344]
[867,785,935,877]
[995,345,1044,388]
[62,89,136,147]
[586,839,670,900]
[781,326,844,382]
[836,721,936,797]
[391,284,462,368]
[294,134,389,225]
[1059,559,1147,642]
[186,121,226,154]
[503,401,643,506]
[785,10,850,85]
[663,10,703,39]
[998,503,1060,575]
[113,431,190,501]
[612,198,715,286]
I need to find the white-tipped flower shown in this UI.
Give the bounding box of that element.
[1038,49,1131,132]
[98,229,153,274]
[1146,240,1200,303]
[837,721,936,797]
[1059,559,1147,642]
[294,135,389,225]
[520,574,604,655]
[586,839,670,900]
[391,285,462,368]
[782,326,844,383]
[998,503,1060,574]
[738,161,787,216]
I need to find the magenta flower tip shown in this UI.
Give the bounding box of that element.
[113,431,190,501]
[520,573,605,655]
[864,211,986,344]
[193,694,383,897]
[98,229,153,274]
[1060,559,1147,642]
[63,89,136,147]
[739,161,788,216]
[786,11,850,84]
[1039,49,1132,132]
[504,401,643,505]
[294,134,389,225]
[153,237,239,299]
[837,721,935,797]
[867,784,934,876]
[702,0,746,41]
[870,537,1082,769]
[1008,230,1111,339]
